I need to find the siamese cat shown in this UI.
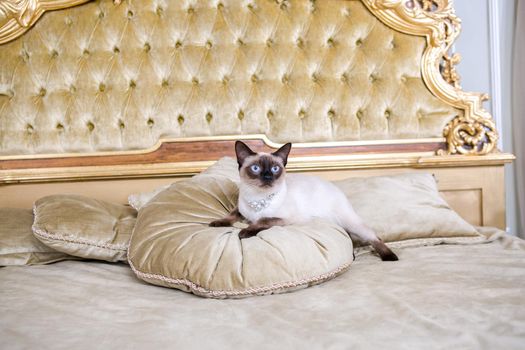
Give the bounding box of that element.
[209,141,398,261]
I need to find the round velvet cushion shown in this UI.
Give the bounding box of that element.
[128,176,354,298]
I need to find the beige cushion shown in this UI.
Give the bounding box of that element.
[334,173,483,245]
[32,195,137,262]
[0,208,70,266]
[128,176,354,298]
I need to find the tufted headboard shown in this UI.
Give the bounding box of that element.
[0,0,514,228]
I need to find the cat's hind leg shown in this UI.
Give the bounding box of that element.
[339,208,398,261]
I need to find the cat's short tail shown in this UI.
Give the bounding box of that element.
[371,240,398,261]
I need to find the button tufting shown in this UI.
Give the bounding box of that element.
[309,0,316,12]
[187,6,194,14]
[20,50,29,61]
[0,0,455,153]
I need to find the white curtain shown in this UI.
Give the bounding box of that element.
[512,1,525,238]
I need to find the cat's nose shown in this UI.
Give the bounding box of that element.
[262,173,272,180]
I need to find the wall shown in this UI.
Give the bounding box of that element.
[453,0,518,235]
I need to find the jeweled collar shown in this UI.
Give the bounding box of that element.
[246,192,276,212]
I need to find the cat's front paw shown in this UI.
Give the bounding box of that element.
[238,228,258,239]
[209,219,231,227]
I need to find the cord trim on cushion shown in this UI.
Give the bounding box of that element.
[127,258,353,297]
[31,205,129,252]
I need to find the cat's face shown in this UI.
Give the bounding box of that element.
[235,141,292,188]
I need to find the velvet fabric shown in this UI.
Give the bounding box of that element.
[334,173,483,244]
[0,0,459,155]
[32,195,136,262]
[128,176,355,298]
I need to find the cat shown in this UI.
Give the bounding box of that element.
[209,141,398,261]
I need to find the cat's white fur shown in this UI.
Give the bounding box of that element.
[238,154,379,245]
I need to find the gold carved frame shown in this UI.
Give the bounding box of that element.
[0,0,514,185]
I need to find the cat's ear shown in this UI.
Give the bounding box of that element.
[272,143,292,166]
[235,141,256,168]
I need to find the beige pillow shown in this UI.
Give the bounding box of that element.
[32,195,137,262]
[334,173,483,246]
[128,176,354,298]
[0,208,70,266]
[128,157,239,210]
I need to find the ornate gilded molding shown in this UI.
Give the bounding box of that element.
[362,0,498,155]
[0,0,120,45]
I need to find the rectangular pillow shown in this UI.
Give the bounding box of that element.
[334,173,484,246]
[32,195,136,262]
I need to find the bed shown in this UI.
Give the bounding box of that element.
[0,0,523,348]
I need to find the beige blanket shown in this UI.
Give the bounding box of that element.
[1,228,524,349]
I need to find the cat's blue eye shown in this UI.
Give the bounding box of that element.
[250,164,261,173]
[271,165,280,173]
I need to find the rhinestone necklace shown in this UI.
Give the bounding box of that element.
[247,193,276,212]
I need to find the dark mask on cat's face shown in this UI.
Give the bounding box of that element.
[235,141,292,188]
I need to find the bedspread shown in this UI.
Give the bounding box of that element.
[1,227,524,349]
